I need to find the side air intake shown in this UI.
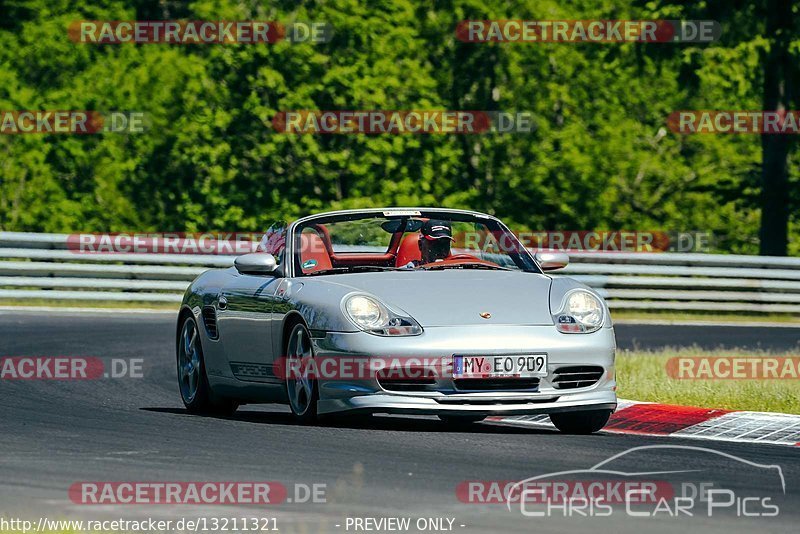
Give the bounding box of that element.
[552,366,604,389]
[201,306,219,340]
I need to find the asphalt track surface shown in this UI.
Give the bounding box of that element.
[0,312,798,534]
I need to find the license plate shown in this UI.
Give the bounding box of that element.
[453,354,548,379]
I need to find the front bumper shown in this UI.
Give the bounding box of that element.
[318,389,617,416]
[312,325,617,416]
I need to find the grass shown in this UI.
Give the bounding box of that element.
[617,347,800,414]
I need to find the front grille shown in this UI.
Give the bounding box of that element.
[454,378,540,391]
[201,306,218,339]
[552,366,604,389]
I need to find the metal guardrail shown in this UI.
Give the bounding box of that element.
[1,232,798,313]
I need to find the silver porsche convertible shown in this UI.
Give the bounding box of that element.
[176,208,617,433]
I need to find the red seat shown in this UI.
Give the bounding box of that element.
[300,233,333,272]
[395,233,422,267]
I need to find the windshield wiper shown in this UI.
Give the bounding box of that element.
[420,263,511,271]
[305,265,400,276]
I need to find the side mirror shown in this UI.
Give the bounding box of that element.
[234,253,279,275]
[534,251,569,272]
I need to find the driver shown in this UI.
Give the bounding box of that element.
[418,220,454,264]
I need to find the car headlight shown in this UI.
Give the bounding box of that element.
[344,295,423,336]
[555,290,604,333]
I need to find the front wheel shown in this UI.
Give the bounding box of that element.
[285,323,319,423]
[177,315,238,416]
[549,409,611,434]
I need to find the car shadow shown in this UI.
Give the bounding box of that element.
[141,407,562,435]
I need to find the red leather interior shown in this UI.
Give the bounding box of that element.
[395,233,422,266]
[300,232,333,272]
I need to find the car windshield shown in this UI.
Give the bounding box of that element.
[292,210,539,276]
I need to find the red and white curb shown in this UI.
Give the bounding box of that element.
[489,400,800,447]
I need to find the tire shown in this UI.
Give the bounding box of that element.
[177,315,238,416]
[285,323,319,423]
[438,415,486,424]
[549,409,611,434]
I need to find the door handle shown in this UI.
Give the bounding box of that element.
[217,296,228,310]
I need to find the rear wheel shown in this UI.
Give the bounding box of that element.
[285,323,319,423]
[549,409,611,434]
[177,315,238,416]
[438,415,486,424]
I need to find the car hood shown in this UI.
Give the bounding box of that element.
[319,270,554,327]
